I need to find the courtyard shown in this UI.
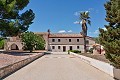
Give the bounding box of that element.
[4,52,114,80]
[0,0,120,80]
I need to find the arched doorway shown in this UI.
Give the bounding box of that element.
[11,44,19,50]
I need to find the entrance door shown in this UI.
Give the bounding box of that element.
[63,46,66,52]
[11,44,19,50]
[69,46,72,50]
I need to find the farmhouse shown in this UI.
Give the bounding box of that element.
[35,31,95,52]
[4,31,95,52]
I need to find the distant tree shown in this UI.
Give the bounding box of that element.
[0,38,5,49]
[0,0,35,37]
[99,0,120,68]
[21,32,45,52]
[35,35,45,50]
[79,11,91,53]
[93,37,100,44]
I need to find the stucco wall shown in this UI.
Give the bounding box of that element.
[49,38,84,45]
[48,37,95,52]
[86,38,95,45]
[49,45,84,52]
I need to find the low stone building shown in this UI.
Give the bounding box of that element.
[4,36,23,51]
[5,31,95,52]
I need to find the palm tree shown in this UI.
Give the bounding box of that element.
[79,11,91,53]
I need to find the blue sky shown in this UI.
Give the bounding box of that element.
[22,0,108,37]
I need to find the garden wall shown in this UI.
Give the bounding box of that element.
[70,52,120,80]
[0,53,44,79]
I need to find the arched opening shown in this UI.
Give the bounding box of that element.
[11,44,19,50]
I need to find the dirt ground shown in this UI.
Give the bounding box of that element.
[80,53,110,63]
[0,50,45,68]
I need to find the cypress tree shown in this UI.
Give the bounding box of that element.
[99,0,120,68]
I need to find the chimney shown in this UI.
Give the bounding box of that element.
[47,29,50,35]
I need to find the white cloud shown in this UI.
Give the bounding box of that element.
[74,12,79,16]
[58,30,66,33]
[68,30,72,33]
[89,32,92,34]
[80,21,82,24]
[88,8,99,14]
[95,10,99,13]
[74,21,82,25]
[85,11,89,13]
[74,11,81,16]
[94,30,99,34]
[74,21,80,24]
[88,8,94,11]
[102,27,107,31]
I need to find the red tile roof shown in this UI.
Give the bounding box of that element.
[49,33,83,38]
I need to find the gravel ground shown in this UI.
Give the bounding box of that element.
[4,52,114,80]
[0,51,44,68]
[80,53,110,63]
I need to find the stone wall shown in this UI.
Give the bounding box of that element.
[4,37,23,51]
[0,53,44,79]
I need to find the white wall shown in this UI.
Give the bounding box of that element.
[49,38,84,45]
[48,37,95,52]
[70,52,120,80]
[49,45,84,52]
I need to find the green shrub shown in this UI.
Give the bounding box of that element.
[44,52,51,55]
[0,39,5,49]
[88,48,94,53]
[21,32,45,52]
[35,35,45,50]
[68,50,81,53]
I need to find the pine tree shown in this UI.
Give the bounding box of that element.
[0,0,35,37]
[99,0,120,68]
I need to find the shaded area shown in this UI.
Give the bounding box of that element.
[11,44,19,50]
[0,51,44,68]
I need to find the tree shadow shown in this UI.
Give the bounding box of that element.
[0,51,39,56]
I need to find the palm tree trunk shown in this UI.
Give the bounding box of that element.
[82,20,87,53]
[83,35,87,53]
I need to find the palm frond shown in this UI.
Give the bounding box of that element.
[87,20,91,25]
[79,11,90,20]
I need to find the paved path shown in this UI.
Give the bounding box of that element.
[4,52,115,80]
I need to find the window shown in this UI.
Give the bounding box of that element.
[77,39,79,42]
[69,39,71,42]
[52,39,55,42]
[86,40,89,44]
[77,46,79,49]
[58,39,60,42]
[69,46,72,50]
[52,46,55,49]
[58,46,60,49]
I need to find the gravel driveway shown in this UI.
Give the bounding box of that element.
[4,52,115,80]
